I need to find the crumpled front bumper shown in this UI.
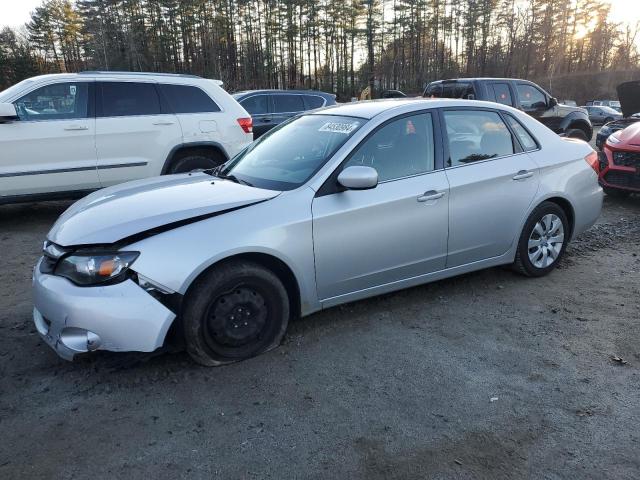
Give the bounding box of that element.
[32,258,176,360]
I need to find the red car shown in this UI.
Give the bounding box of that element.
[600,122,640,197]
[599,81,640,197]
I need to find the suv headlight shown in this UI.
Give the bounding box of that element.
[54,252,140,286]
[607,133,621,145]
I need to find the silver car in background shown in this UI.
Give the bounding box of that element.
[33,99,603,366]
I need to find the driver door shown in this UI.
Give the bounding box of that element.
[312,113,449,302]
[0,81,99,199]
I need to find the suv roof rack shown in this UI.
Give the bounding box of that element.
[78,71,202,79]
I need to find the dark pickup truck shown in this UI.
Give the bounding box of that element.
[423,78,593,142]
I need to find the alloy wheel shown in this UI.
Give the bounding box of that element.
[527,214,565,269]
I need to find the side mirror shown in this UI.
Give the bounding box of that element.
[549,97,558,108]
[337,166,378,190]
[0,103,18,123]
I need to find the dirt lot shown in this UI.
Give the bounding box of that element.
[1,192,639,480]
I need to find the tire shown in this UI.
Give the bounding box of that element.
[603,186,631,199]
[182,261,290,366]
[512,202,569,277]
[565,128,588,141]
[168,152,224,174]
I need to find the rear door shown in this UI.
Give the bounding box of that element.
[95,81,182,187]
[441,108,539,267]
[0,80,99,198]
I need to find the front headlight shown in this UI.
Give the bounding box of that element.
[607,133,621,145]
[54,252,140,286]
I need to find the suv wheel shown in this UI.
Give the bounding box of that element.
[565,128,588,141]
[513,202,569,277]
[183,261,290,366]
[168,152,225,174]
[603,186,631,199]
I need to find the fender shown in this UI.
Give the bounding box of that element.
[559,111,592,137]
[161,141,230,174]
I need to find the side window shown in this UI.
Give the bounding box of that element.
[517,84,547,111]
[159,84,220,113]
[490,83,513,106]
[443,110,515,166]
[305,95,325,109]
[240,95,270,115]
[14,82,88,121]
[504,114,538,151]
[424,83,442,98]
[343,113,435,182]
[99,82,160,117]
[273,94,305,113]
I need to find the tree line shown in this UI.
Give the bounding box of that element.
[1,0,639,99]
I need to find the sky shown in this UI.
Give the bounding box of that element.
[0,0,639,34]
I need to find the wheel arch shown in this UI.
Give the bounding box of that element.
[182,251,302,322]
[537,195,576,240]
[161,142,229,174]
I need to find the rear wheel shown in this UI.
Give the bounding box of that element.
[183,261,290,366]
[565,128,588,141]
[168,151,225,174]
[513,202,569,277]
[603,186,631,199]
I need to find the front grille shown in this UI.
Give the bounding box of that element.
[604,171,640,190]
[612,151,640,167]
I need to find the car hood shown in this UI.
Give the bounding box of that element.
[611,121,640,147]
[616,81,640,118]
[48,173,280,246]
[603,117,640,130]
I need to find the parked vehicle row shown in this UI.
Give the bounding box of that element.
[32,99,603,365]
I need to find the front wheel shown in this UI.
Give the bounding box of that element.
[565,128,588,141]
[183,261,290,366]
[513,202,569,277]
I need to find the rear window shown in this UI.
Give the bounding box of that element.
[305,95,325,109]
[99,82,160,117]
[440,82,475,99]
[273,94,305,113]
[489,83,513,106]
[239,95,270,115]
[159,84,220,113]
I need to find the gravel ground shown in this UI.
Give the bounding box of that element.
[0,192,639,480]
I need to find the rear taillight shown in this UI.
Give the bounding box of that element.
[237,117,253,134]
[584,151,600,174]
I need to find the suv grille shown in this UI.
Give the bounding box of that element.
[612,151,640,167]
[604,171,640,190]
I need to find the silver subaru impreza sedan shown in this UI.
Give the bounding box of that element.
[33,99,603,365]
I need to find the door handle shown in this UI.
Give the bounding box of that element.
[64,125,89,131]
[152,121,175,126]
[513,170,534,180]
[260,118,272,123]
[417,191,445,202]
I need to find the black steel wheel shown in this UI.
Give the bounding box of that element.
[183,261,289,366]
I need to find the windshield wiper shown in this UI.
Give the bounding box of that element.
[212,167,253,187]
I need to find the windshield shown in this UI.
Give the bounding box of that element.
[0,78,35,102]
[219,114,366,190]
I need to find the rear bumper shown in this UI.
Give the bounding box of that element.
[33,259,176,360]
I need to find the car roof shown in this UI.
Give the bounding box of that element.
[427,77,530,83]
[311,98,508,119]
[16,72,223,85]
[232,89,334,97]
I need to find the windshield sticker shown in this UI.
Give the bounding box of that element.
[319,122,358,134]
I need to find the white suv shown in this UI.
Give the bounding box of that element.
[0,72,253,204]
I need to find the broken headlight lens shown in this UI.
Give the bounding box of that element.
[54,252,140,286]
